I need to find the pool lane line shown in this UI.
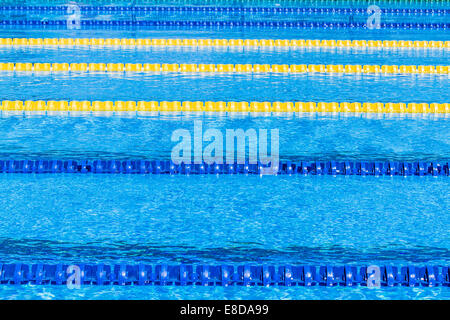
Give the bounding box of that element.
[1,5,448,15]
[0,263,447,286]
[1,20,448,29]
[1,62,449,74]
[0,160,448,176]
[1,100,448,115]
[2,38,449,49]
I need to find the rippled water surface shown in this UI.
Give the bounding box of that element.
[0,115,448,161]
[2,46,449,66]
[1,285,450,300]
[0,175,448,265]
[1,73,449,102]
[0,8,449,299]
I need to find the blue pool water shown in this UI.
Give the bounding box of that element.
[0,175,449,298]
[1,175,449,265]
[2,44,449,66]
[0,116,448,161]
[0,1,449,299]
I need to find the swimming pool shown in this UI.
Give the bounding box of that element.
[0,0,449,300]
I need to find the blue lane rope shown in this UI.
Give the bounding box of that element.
[0,6,448,14]
[0,20,448,29]
[0,160,448,176]
[0,263,448,287]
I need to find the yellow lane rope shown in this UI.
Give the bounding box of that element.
[1,38,449,49]
[1,62,449,74]
[1,100,448,114]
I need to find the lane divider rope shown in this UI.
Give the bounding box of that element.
[0,263,448,287]
[1,100,449,114]
[1,63,449,74]
[0,6,448,15]
[1,20,448,29]
[2,38,449,49]
[0,0,447,7]
[0,160,448,176]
